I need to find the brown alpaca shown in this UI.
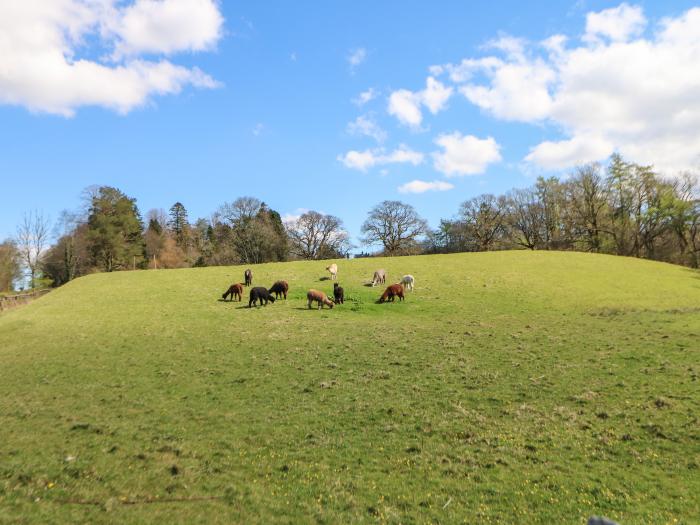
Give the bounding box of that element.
[269,280,289,299]
[244,269,253,286]
[378,284,404,303]
[307,289,334,309]
[222,283,244,301]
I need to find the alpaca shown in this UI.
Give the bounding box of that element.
[244,269,253,286]
[269,280,289,299]
[249,287,275,307]
[307,289,334,309]
[378,284,404,303]
[325,263,338,280]
[222,283,244,301]
[372,269,386,287]
[333,282,344,304]
[400,274,415,291]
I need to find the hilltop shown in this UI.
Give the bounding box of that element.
[0,251,698,524]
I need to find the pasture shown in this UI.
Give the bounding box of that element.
[0,251,698,524]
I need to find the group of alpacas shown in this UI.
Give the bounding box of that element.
[221,265,415,309]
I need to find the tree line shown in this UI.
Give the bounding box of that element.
[424,155,700,268]
[0,154,698,292]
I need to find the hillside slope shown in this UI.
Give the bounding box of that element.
[1,251,698,524]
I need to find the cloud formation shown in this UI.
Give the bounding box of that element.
[348,48,367,72]
[397,180,454,194]
[338,145,424,171]
[0,0,223,116]
[353,88,378,107]
[583,3,646,43]
[431,4,700,173]
[432,132,502,176]
[346,115,387,143]
[387,76,452,127]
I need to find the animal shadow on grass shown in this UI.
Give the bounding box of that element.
[319,276,331,281]
[235,304,272,309]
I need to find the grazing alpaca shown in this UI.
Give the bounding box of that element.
[269,280,289,299]
[244,269,253,286]
[222,283,244,302]
[307,289,334,309]
[333,282,344,304]
[249,287,275,307]
[400,274,415,291]
[378,284,404,303]
[372,269,386,287]
[325,263,338,280]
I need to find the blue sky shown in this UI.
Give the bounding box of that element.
[1,1,699,247]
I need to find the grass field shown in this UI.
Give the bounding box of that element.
[0,251,698,524]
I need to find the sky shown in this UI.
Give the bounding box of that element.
[1,0,700,248]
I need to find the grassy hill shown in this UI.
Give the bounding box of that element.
[0,251,698,524]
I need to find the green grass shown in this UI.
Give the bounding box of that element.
[0,251,698,524]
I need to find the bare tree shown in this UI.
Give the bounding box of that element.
[361,200,428,255]
[567,164,609,252]
[218,197,263,226]
[459,194,508,251]
[148,208,169,231]
[505,188,544,250]
[286,211,352,259]
[16,210,51,290]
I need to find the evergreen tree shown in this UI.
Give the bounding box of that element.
[168,202,189,246]
[87,186,145,272]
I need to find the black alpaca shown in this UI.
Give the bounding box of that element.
[333,282,344,304]
[249,286,275,307]
[269,280,289,299]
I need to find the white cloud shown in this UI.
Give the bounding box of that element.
[398,180,454,194]
[109,0,223,59]
[347,115,387,143]
[584,3,646,43]
[252,123,264,136]
[422,76,453,114]
[388,77,453,128]
[387,76,452,127]
[430,4,700,173]
[353,87,378,106]
[282,208,310,225]
[432,132,502,176]
[338,145,424,171]
[348,48,367,71]
[525,135,613,170]
[388,89,422,127]
[459,58,555,121]
[484,35,527,59]
[0,0,222,116]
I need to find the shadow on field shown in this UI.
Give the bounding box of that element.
[234,305,274,309]
[319,276,331,281]
[293,307,336,311]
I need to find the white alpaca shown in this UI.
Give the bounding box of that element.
[372,269,386,287]
[326,263,338,280]
[400,274,415,291]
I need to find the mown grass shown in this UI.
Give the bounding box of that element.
[0,251,698,524]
